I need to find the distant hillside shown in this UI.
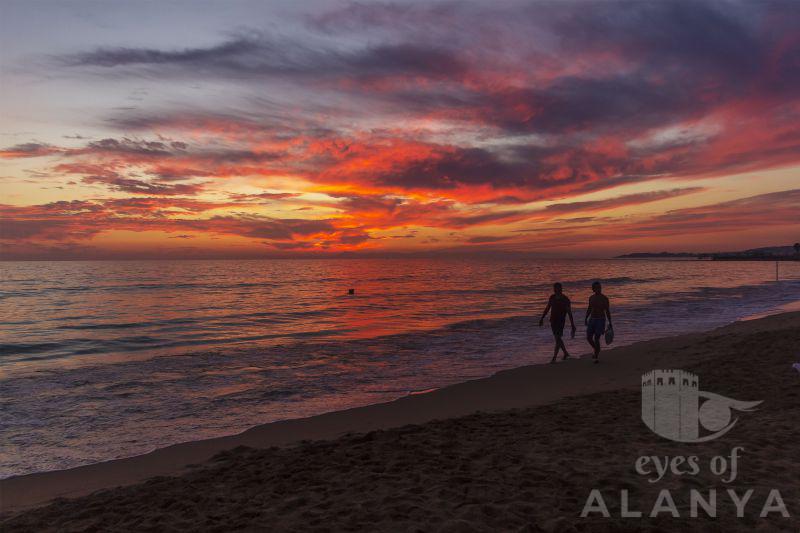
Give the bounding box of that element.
[737,245,798,256]
[616,244,799,260]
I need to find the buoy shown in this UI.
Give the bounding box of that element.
[348,288,355,295]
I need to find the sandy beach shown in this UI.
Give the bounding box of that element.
[2,311,798,531]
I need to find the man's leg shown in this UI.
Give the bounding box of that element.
[560,336,571,360]
[586,331,597,355]
[551,336,560,363]
[592,334,602,361]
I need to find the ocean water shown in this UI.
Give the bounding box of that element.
[1,258,799,477]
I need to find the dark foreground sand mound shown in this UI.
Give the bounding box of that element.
[2,315,799,532]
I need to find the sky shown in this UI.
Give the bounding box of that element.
[1,0,798,259]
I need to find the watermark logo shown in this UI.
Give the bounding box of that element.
[580,370,791,520]
[641,370,761,443]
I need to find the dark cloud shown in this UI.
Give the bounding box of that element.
[63,37,264,68]
[61,34,466,82]
[40,137,291,194]
[103,110,272,133]
[86,138,175,157]
[81,174,205,195]
[473,195,527,205]
[444,210,527,228]
[227,192,301,202]
[196,215,335,240]
[0,218,94,240]
[347,44,465,78]
[82,137,279,164]
[363,143,638,194]
[466,235,512,244]
[542,188,706,214]
[373,146,530,189]
[1,200,338,245]
[98,197,233,215]
[478,76,708,135]
[308,0,799,140]
[551,217,598,225]
[337,233,370,245]
[198,148,283,164]
[328,193,404,213]
[551,0,764,78]
[0,143,61,158]
[269,241,315,250]
[0,201,105,241]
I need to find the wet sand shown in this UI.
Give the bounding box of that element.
[2,311,799,531]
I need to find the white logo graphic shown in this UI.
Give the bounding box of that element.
[641,370,761,442]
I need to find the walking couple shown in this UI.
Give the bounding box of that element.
[538,281,612,364]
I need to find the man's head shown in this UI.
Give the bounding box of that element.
[553,282,563,295]
[592,281,602,294]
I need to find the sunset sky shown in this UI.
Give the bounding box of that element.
[1,0,798,259]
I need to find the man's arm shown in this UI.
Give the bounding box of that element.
[605,297,612,326]
[568,308,576,329]
[539,302,551,326]
[585,304,592,325]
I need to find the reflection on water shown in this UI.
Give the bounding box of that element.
[1,258,799,476]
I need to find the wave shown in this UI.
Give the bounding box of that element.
[1,280,284,298]
[0,341,69,356]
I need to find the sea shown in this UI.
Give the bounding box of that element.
[1,258,799,477]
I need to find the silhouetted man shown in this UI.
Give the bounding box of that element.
[539,282,576,363]
[585,281,612,363]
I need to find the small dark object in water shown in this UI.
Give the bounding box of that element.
[348,288,355,295]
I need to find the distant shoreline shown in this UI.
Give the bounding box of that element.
[616,244,800,260]
[616,253,799,261]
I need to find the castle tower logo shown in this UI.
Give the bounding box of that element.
[641,370,761,442]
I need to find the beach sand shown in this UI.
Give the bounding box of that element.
[2,312,798,531]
